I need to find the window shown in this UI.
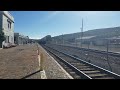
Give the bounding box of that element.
[7,19,12,29]
[5,36,7,43]
[5,36,10,43]
[9,22,11,29]
[8,23,9,28]
[8,36,9,43]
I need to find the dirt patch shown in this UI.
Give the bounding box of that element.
[0,44,40,79]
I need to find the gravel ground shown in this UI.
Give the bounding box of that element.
[38,44,73,79]
[0,44,40,79]
[62,43,120,53]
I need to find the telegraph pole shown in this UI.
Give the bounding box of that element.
[87,40,90,63]
[81,19,83,48]
[62,34,64,45]
[75,38,77,47]
[106,39,112,72]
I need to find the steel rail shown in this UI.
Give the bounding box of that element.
[44,44,120,79]
[43,45,92,79]
[55,44,120,57]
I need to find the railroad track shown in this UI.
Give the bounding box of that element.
[42,44,120,79]
[56,44,120,57]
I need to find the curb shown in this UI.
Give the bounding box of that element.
[40,70,47,79]
[37,45,47,79]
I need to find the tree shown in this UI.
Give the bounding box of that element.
[0,30,5,48]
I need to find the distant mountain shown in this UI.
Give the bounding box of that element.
[52,26,120,43]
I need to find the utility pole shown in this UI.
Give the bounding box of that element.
[106,39,112,72]
[56,39,57,44]
[87,40,90,63]
[81,19,83,48]
[75,38,77,47]
[62,34,64,45]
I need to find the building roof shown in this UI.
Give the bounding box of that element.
[0,11,14,23]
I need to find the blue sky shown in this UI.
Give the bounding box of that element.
[10,11,120,39]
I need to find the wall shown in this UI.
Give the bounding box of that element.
[0,14,2,30]
[14,33,19,45]
[2,12,14,44]
[0,13,3,48]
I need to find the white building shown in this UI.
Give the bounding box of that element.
[0,11,14,48]
[76,36,96,45]
[14,33,29,45]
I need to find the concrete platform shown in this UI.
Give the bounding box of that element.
[0,43,73,79]
[38,44,73,79]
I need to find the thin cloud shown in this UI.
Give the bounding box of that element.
[48,11,61,17]
[41,11,62,23]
